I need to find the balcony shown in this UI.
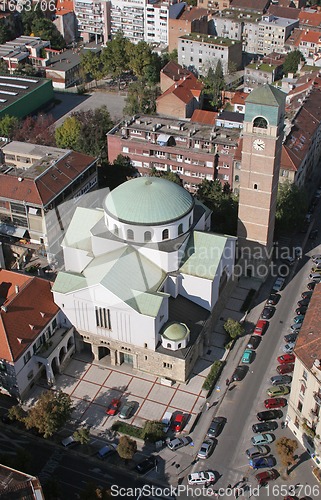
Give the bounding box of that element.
[314,392,321,405]
[309,408,320,422]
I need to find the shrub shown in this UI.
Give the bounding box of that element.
[111,421,143,439]
[202,360,223,391]
[141,420,165,443]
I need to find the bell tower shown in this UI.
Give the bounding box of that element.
[237,84,286,278]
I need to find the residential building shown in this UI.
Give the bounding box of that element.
[257,14,299,56]
[293,29,321,66]
[54,0,77,44]
[230,90,249,113]
[168,5,208,53]
[178,33,242,76]
[156,72,204,119]
[0,270,74,400]
[144,0,184,46]
[244,54,285,91]
[0,142,98,257]
[197,0,232,11]
[110,0,144,43]
[107,114,241,192]
[73,0,110,43]
[242,17,261,56]
[299,8,321,33]
[215,110,244,128]
[208,9,244,41]
[160,59,192,93]
[190,109,218,124]
[229,0,270,14]
[287,283,321,464]
[52,176,236,383]
[0,465,45,500]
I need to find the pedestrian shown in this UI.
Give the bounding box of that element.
[227,484,231,490]
[226,378,229,387]
[206,402,210,411]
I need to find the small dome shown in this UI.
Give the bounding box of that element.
[162,322,189,341]
[104,177,194,225]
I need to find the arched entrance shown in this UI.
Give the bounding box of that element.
[98,346,110,360]
[51,357,59,375]
[59,346,66,364]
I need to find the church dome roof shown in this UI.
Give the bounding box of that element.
[162,322,189,341]
[104,177,194,225]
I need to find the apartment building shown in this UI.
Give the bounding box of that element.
[178,33,242,76]
[73,0,110,43]
[208,9,243,41]
[110,0,144,43]
[107,114,240,192]
[197,0,231,11]
[244,54,285,92]
[54,0,77,44]
[168,5,208,53]
[144,0,184,46]
[295,30,321,66]
[257,14,299,55]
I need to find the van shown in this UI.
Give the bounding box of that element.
[97,443,117,460]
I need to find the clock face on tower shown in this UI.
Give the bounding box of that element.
[253,139,265,151]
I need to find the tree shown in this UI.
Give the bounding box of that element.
[55,115,81,150]
[21,5,44,35]
[13,114,56,146]
[161,49,178,68]
[202,60,225,109]
[73,427,90,444]
[80,51,104,84]
[116,435,137,462]
[275,180,308,236]
[275,437,298,475]
[31,18,66,50]
[0,115,18,138]
[98,155,134,189]
[79,482,111,500]
[141,420,165,443]
[150,167,183,185]
[73,106,114,157]
[223,318,244,340]
[129,41,152,77]
[0,23,13,44]
[0,59,8,73]
[24,390,74,438]
[283,50,305,76]
[124,79,161,115]
[8,404,25,422]
[101,31,130,86]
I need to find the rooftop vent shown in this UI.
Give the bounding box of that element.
[314,358,321,368]
[29,324,35,330]
[17,337,23,344]
[18,177,23,182]
[40,311,46,318]
[1,305,7,313]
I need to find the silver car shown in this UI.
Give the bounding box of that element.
[282,343,295,354]
[167,436,189,451]
[197,438,214,459]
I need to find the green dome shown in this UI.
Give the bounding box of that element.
[162,322,190,341]
[104,177,194,225]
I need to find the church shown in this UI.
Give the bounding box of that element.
[52,177,236,382]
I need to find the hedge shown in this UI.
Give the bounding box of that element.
[202,360,223,391]
[112,421,143,439]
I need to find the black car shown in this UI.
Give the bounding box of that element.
[247,335,261,350]
[270,375,292,386]
[207,416,225,437]
[284,333,298,343]
[307,281,317,291]
[266,293,280,306]
[261,307,275,320]
[297,298,310,307]
[309,230,319,240]
[252,421,278,433]
[295,306,307,315]
[301,290,313,299]
[256,410,283,422]
[232,366,248,381]
[135,457,157,474]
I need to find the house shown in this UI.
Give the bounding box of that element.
[299,8,321,33]
[160,60,193,93]
[52,176,236,383]
[294,30,321,65]
[0,270,74,400]
[215,110,244,128]
[230,90,250,113]
[156,72,204,119]
[168,5,208,53]
[0,465,45,499]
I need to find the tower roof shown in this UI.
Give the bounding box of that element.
[245,84,286,107]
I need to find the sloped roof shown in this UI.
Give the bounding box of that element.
[231,91,249,105]
[178,5,208,22]
[0,271,58,362]
[190,109,218,125]
[161,60,192,83]
[245,84,286,107]
[280,145,297,171]
[268,5,300,20]
[56,0,74,15]
[299,10,321,28]
[61,206,104,251]
[295,29,321,46]
[216,111,244,123]
[229,0,269,12]
[157,73,204,105]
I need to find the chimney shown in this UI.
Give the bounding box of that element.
[1,305,7,313]
[15,285,19,294]
[29,324,35,330]
[40,311,46,318]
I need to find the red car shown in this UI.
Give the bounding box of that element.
[255,470,277,485]
[106,398,121,415]
[264,398,287,409]
[277,354,295,364]
[172,413,186,432]
[254,320,267,336]
[277,364,294,374]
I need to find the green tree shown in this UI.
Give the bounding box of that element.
[0,59,8,73]
[73,427,90,444]
[8,404,25,422]
[161,49,178,68]
[124,79,161,115]
[275,180,308,236]
[101,31,130,86]
[283,50,305,76]
[116,435,137,462]
[144,64,159,86]
[24,390,74,439]
[129,40,152,77]
[73,105,113,157]
[0,115,18,138]
[275,437,298,475]
[202,60,225,109]
[223,318,244,340]
[98,155,134,190]
[141,420,165,443]
[0,23,13,44]
[80,51,104,84]
[31,18,65,50]
[55,116,81,150]
[21,5,44,35]
[150,167,183,185]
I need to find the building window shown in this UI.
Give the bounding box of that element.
[144,343,147,348]
[294,416,300,429]
[235,175,239,182]
[178,223,183,235]
[127,229,134,240]
[163,362,172,369]
[303,370,307,381]
[300,384,306,397]
[24,351,31,365]
[178,343,181,348]
[114,225,119,236]
[253,116,268,129]
[52,318,57,330]
[95,307,111,330]
[162,228,169,240]
[167,343,171,349]
[297,400,303,412]
[254,184,258,190]
[144,231,152,242]
[145,356,148,360]
[190,57,193,62]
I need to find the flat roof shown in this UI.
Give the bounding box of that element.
[246,62,277,72]
[180,33,241,47]
[0,74,51,113]
[260,16,298,27]
[2,141,69,159]
[214,8,261,22]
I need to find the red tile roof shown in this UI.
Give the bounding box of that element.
[56,0,74,15]
[157,74,204,105]
[190,109,218,125]
[0,270,59,362]
[229,0,269,12]
[295,29,321,46]
[161,60,192,83]
[231,91,249,105]
[280,145,296,171]
[299,10,321,28]
[268,5,301,19]
[178,6,208,22]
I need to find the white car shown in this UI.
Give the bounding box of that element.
[272,277,285,292]
[282,343,295,354]
[312,254,321,262]
[187,471,216,485]
[166,436,189,451]
[197,439,215,459]
[309,273,321,282]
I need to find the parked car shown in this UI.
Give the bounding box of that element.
[245,446,269,459]
[297,298,310,307]
[284,333,298,343]
[232,366,248,381]
[61,435,77,448]
[254,320,267,336]
[255,470,277,485]
[167,436,189,451]
[281,257,295,266]
[311,266,321,273]
[270,375,292,386]
[261,307,275,320]
[277,354,295,364]
[172,413,186,432]
[290,324,302,332]
[106,398,121,416]
[119,401,136,419]
[301,291,313,299]
[266,293,280,305]
[251,434,274,446]
[135,457,157,474]
[295,306,307,315]
[249,457,275,470]
[197,439,215,459]
[309,229,318,240]
[242,349,253,364]
[97,443,117,460]
[187,471,216,485]
[272,277,285,292]
[207,417,225,438]
[264,396,286,408]
[247,336,261,350]
[252,421,278,433]
[312,254,321,262]
[267,386,290,397]
[257,409,283,421]
[294,315,305,324]
[308,273,321,282]
[282,343,295,354]
[276,364,294,374]
[307,281,317,290]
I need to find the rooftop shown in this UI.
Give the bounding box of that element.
[0,464,44,500]
[245,83,286,107]
[46,43,101,72]
[268,5,301,20]
[260,15,299,27]
[213,8,261,22]
[299,9,321,28]
[190,109,218,125]
[161,60,192,83]
[180,33,240,46]
[2,141,69,162]
[229,0,269,13]
[246,62,277,72]
[177,5,208,22]
[0,74,51,112]
[157,73,204,105]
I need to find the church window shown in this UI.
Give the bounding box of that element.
[127,229,134,240]
[162,228,169,240]
[254,184,258,190]
[114,225,119,236]
[144,231,152,242]
[178,223,183,235]
[178,343,182,349]
[167,343,171,349]
[253,116,268,129]
[95,307,111,330]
